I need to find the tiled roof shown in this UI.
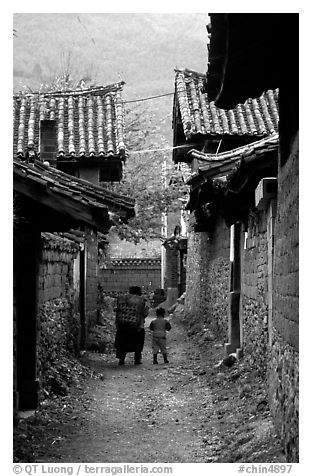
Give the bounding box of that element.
[13,83,127,160]
[187,134,279,186]
[14,159,135,230]
[175,68,279,140]
[186,134,279,218]
[41,231,82,252]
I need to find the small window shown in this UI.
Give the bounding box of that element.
[40,120,57,165]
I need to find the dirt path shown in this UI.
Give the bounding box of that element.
[15,309,286,463]
[35,312,215,463]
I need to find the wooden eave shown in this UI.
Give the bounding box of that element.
[187,157,238,189]
[41,161,134,220]
[187,143,278,229]
[14,159,135,233]
[14,167,110,234]
[205,13,297,109]
[187,134,279,188]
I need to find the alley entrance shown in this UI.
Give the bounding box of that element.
[14,308,285,464]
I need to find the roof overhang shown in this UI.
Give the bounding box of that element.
[187,134,279,189]
[204,13,298,109]
[172,66,279,164]
[186,135,279,229]
[14,160,135,233]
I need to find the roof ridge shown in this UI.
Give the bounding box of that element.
[13,81,125,99]
[174,67,206,78]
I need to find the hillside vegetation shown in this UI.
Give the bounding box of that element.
[13,13,208,98]
[13,13,208,245]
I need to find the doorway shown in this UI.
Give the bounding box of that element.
[14,227,40,409]
[225,222,242,355]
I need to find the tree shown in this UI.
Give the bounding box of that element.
[106,102,190,243]
[15,67,190,243]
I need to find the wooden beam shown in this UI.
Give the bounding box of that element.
[14,173,110,233]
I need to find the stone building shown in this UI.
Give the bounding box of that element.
[13,83,135,410]
[172,67,279,326]
[14,159,134,410]
[194,13,299,461]
[13,83,130,337]
[187,134,279,359]
[172,13,298,462]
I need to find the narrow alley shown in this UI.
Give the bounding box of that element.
[14,307,285,464]
[13,13,299,467]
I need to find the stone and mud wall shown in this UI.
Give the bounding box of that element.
[185,216,230,341]
[269,134,299,462]
[241,211,269,378]
[37,233,81,396]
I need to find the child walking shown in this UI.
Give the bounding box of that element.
[149,307,171,364]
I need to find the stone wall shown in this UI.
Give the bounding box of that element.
[184,231,203,319]
[269,134,299,462]
[185,216,230,340]
[100,258,161,294]
[37,234,80,393]
[184,136,298,461]
[273,135,299,350]
[241,211,269,377]
[38,234,79,306]
[268,328,299,462]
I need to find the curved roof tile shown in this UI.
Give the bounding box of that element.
[175,69,279,140]
[13,83,127,160]
[189,133,279,166]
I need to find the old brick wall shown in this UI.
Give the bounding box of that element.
[37,234,80,393]
[241,211,269,377]
[100,258,161,294]
[269,134,299,461]
[185,216,230,340]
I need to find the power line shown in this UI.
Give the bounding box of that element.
[14,88,174,103]
[123,92,174,104]
[129,144,196,155]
